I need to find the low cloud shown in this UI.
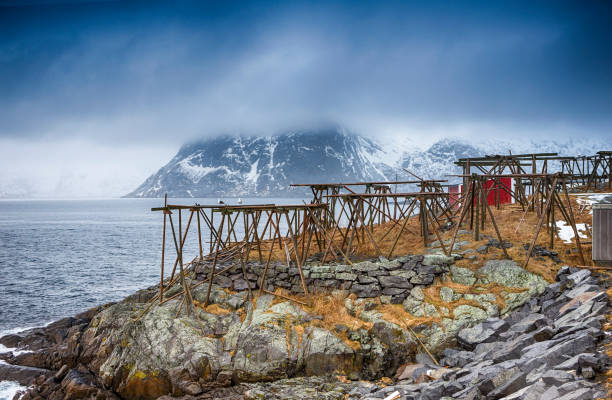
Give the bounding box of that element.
[0,1,610,197]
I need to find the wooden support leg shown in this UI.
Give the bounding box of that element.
[284,211,310,298]
[523,177,558,269]
[448,181,474,255]
[481,181,510,259]
[205,212,226,306]
[258,213,281,298]
[562,180,586,265]
[160,210,168,304]
[168,212,193,317]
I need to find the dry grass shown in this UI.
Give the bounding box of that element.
[377,303,440,329]
[193,301,232,315]
[265,289,373,350]
[300,292,371,330]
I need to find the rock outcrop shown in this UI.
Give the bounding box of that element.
[0,256,608,400]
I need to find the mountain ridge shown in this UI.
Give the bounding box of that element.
[126,128,612,198]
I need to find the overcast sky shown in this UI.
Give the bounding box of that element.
[1,0,611,197]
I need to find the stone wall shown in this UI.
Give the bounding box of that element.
[194,254,457,303]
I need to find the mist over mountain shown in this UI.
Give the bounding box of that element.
[127,127,612,198]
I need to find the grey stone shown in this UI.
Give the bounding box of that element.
[233,279,255,290]
[311,265,331,274]
[490,333,536,363]
[539,386,560,400]
[390,269,417,279]
[311,272,334,279]
[451,386,482,399]
[410,286,425,301]
[410,273,434,285]
[528,325,554,343]
[422,254,455,266]
[439,286,458,303]
[519,333,597,373]
[350,283,381,298]
[450,266,477,285]
[382,287,408,296]
[477,260,547,294]
[555,353,600,372]
[379,275,413,288]
[477,245,489,254]
[565,270,591,286]
[380,260,402,271]
[353,261,379,272]
[505,313,550,337]
[555,388,596,400]
[541,369,575,386]
[336,272,357,281]
[487,371,526,399]
[440,348,475,368]
[214,274,233,288]
[402,296,423,314]
[358,275,379,284]
[457,318,509,350]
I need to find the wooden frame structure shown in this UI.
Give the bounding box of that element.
[560,152,612,191]
[323,192,455,259]
[448,172,587,268]
[142,201,329,318]
[137,150,609,318]
[521,173,586,268]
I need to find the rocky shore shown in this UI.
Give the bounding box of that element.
[1,246,609,400]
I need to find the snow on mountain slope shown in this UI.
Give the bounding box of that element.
[127,129,612,198]
[127,127,394,198]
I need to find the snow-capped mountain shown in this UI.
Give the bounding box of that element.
[127,128,612,198]
[127,127,395,198]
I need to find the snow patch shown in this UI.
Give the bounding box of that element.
[179,160,234,184]
[245,159,260,184]
[555,220,588,244]
[573,193,612,214]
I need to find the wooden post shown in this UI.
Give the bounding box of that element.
[284,211,310,298]
[195,207,203,260]
[168,212,193,317]
[448,182,474,256]
[561,179,586,265]
[550,196,555,250]
[474,177,480,241]
[523,176,558,269]
[258,212,281,298]
[169,210,194,282]
[480,181,510,259]
[205,212,226,306]
[420,196,428,247]
[160,209,168,304]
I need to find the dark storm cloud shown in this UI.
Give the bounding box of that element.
[0,0,611,142]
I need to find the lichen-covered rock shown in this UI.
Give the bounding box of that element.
[477,260,548,314]
[95,303,226,399]
[450,266,476,285]
[299,327,358,377]
[422,254,455,266]
[8,252,587,400]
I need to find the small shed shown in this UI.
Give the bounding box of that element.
[592,203,612,265]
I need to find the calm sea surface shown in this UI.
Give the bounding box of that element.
[0,198,303,335]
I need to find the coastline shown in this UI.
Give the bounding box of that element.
[1,248,609,399]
